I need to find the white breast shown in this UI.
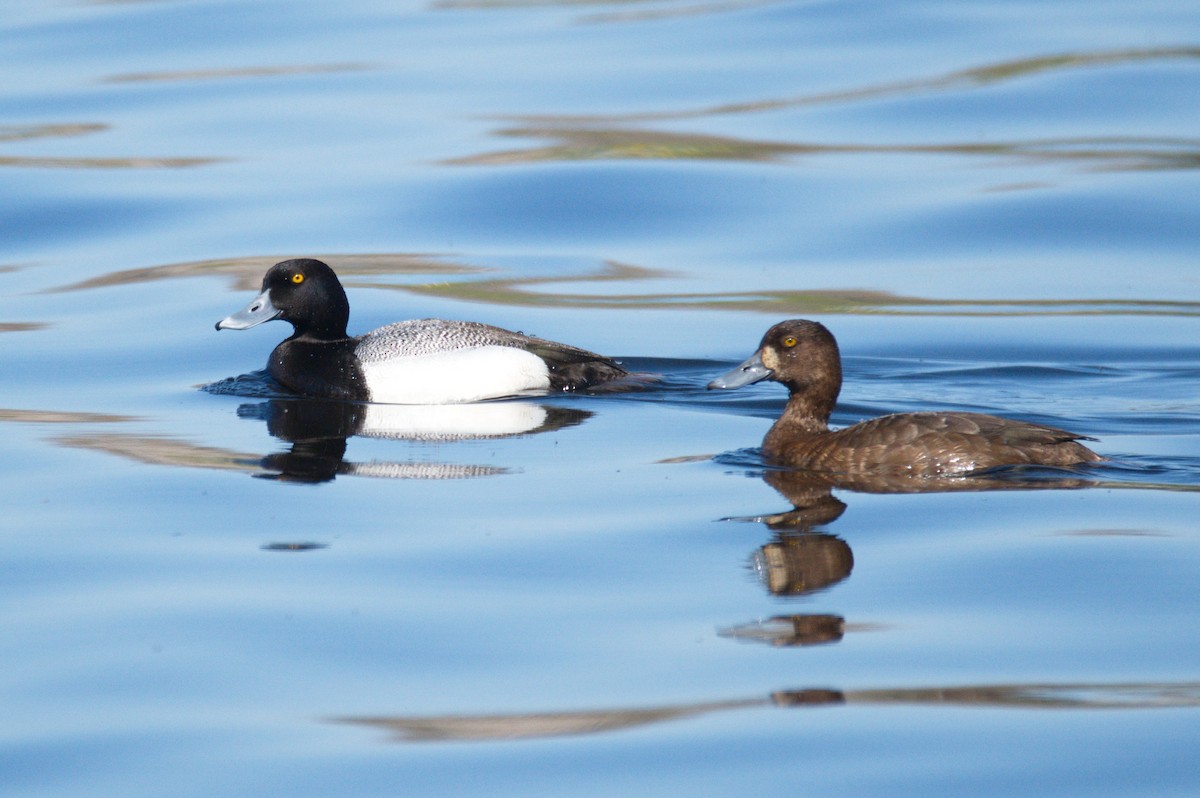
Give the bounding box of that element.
[358,345,552,404]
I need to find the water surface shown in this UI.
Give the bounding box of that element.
[2,1,1199,796]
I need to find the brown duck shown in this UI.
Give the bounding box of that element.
[708,319,1102,476]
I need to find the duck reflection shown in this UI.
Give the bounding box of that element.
[724,465,1101,646]
[242,398,593,483]
[43,397,591,483]
[716,469,855,646]
[748,467,1102,595]
[749,469,856,595]
[754,530,854,597]
[720,613,848,647]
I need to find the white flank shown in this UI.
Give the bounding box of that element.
[359,345,552,404]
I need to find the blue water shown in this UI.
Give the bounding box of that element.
[3,1,1200,796]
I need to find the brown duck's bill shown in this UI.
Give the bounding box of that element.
[215,289,280,331]
[708,351,772,390]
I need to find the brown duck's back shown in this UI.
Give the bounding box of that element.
[764,411,1103,476]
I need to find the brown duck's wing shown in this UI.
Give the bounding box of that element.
[782,412,1102,474]
[911,412,1099,466]
[927,412,1097,443]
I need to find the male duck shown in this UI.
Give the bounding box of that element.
[708,319,1102,476]
[216,259,626,404]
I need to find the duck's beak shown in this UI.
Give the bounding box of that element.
[215,290,280,331]
[707,350,772,389]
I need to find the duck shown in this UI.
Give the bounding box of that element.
[216,258,627,404]
[707,319,1102,476]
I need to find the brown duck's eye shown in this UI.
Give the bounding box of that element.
[782,335,797,348]
[291,273,305,284]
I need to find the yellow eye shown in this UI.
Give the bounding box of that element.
[291,273,304,284]
[782,336,797,348]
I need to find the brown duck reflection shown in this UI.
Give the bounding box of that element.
[740,469,856,602]
[720,613,848,648]
[751,464,1101,577]
[718,469,855,646]
[724,465,1101,646]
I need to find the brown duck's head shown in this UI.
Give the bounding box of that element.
[708,319,842,398]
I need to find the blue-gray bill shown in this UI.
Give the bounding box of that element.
[707,351,772,390]
[215,290,281,331]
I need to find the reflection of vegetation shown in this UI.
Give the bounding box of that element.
[452,46,1200,172]
[833,682,1200,710]
[1054,528,1170,538]
[0,408,136,424]
[435,0,664,7]
[335,680,1200,743]
[103,63,369,84]
[510,46,1200,122]
[404,260,1200,317]
[55,434,260,473]
[4,61,368,168]
[49,253,479,294]
[0,123,106,143]
[964,48,1200,86]
[0,155,219,169]
[0,121,220,169]
[338,700,756,742]
[446,127,802,164]
[49,255,1200,317]
[449,127,1200,171]
[4,60,364,166]
[575,0,775,24]
[433,0,824,25]
[0,322,47,333]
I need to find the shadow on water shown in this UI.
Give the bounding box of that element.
[332,681,1200,743]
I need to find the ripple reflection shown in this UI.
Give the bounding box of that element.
[334,681,1200,743]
